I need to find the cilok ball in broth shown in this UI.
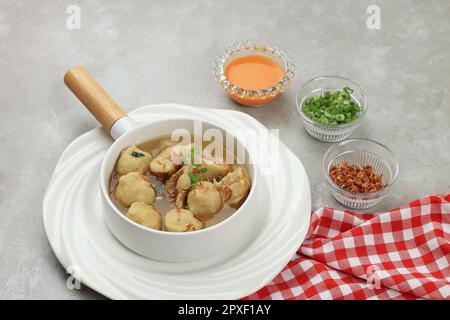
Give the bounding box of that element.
[149,143,193,180]
[215,167,250,208]
[114,172,156,207]
[126,202,162,230]
[187,181,223,219]
[115,145,152,176]
[164,208,204,232]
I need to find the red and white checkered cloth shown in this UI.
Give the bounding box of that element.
[245,194,450,300]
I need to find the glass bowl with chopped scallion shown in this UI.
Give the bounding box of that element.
[296,76,368,142]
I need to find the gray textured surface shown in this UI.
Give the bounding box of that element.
[0,0,449,299]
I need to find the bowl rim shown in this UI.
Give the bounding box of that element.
[296,75,369,129]
[322,138,399,197]
[213,40,296,98]
[100,118,259,237]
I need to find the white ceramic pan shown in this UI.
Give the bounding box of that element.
[64,66,259,262]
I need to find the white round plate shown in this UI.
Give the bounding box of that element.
[43,104,311,299]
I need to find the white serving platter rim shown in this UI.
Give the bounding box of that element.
[43,104,311,299]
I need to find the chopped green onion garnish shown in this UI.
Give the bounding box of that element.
[188,172,200,186]
[302,87,362,126]
[130,151,145,158]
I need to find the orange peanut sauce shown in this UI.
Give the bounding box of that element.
[224,55,285,106]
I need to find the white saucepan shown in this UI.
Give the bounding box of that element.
[64,66,259,262]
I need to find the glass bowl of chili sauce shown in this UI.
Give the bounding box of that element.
[214,41,295,107]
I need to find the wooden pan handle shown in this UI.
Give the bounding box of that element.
[64,66,126,132]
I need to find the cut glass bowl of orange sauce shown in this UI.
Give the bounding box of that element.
[214,41,295,107]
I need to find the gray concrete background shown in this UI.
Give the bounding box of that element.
[0,0,449,299]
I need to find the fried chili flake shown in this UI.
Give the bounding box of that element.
[329,161,385,193]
